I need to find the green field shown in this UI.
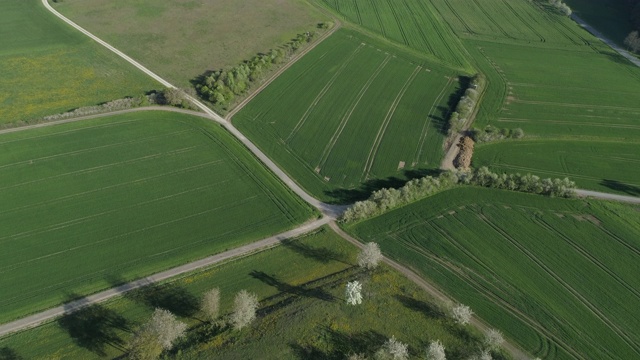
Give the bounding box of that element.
[348,187,640,360]
[0,0,157,124]
[235,29,462,203]
[54,0,325,86]
[564,0,637,46]
[316,0,471,70]
[0,227,485,359]
[0,111,315,324]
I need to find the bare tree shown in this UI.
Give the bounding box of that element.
[374,336,409,360]
[450,304,473,325]
[230,290,259,330]
[358,242,383,270]
[345,281,363,305]
[624,31,640,53]
[484,328,504,350]
[426,339,446,360]
[128,308,186,360]
[201,288,221,322]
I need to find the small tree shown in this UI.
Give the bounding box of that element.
[484,328,504,350]
[128,308,187,360]
[345,281,363,305]
[426,340,446,360]
[230,290,259,330]
[162,88,184,106]
[451,304,473,325]
[624,31,640,53]
[374,336,409,360]
[201,288,221,322]
[358,242,383,270]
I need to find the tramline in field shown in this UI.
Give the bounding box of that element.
[235,29,461,203]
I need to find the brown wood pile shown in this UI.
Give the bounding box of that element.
[454,136,475,170]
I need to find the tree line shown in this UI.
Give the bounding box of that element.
[195,32,316,108]
[341,168,576,223]
[448,74,486,134]
[469,125,524,143]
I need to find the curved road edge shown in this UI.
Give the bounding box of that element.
[575,189,640,204]
[0,218,330,338]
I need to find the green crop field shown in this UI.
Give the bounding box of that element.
[235,29,462,203]
[0,0,156,124]
[0,227,485,359]
[53,0,326,86]
[348,187,640,360]
[316,0,471,70]
[420,0,640,196]
[0,111,315,324]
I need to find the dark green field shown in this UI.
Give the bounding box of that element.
[348,187,640,359]
[0,0,156,123]
[0,227,484,359]
[0,111,315,324]
[235,28,461,203]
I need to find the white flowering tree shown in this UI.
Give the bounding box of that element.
[230,290,259,330]
[426,339,446,360]
[374,336,409,360]
[345,281,363,305]
[357,242,383,270]
[128,308,187,360]
[484,328,504,350]
[201,288,220,322]
[450,303,473,325]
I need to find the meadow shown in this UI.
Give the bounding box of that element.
[0,111,315,324]
[316,0,471,70]
[348,187,640,360]
[234,29,462,203]
[0,0,156,124]
[54,0,326,87]
[0,227,486,359]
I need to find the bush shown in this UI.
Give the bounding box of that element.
[448,74,485,134]
[470,126,524,143]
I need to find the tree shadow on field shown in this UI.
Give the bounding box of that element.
[57,296,130,356]
[394,294,446,320]
[250,271,334,302]
[601,179,640,196]
[126,283,199,319]
[440,76,469,135]
[280,238,349,265]
[290,328,387,360]
[0,347,23,360]
[324,169,442,205]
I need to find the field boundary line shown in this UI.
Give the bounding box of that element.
[316,54,392,171]
[285,43,365,143]
[0,217,330,337]
[570,15,640,68]
[362,66,421,181]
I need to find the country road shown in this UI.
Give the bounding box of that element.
[571,14,640,68]
[575,189,640,204]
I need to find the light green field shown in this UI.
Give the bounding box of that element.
[0,111,315,324]
[348,187,640,360]
[0,0,157,124]
[53,0,325,87]
[0,227,486,359]
[316,0,471,70]
[235,29,462,204]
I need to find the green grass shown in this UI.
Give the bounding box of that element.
[0,227,487,359]
[235,29,462,204]
[316,0,471,70]
[347,187,640,360]
[0,111,316,324]
[0,0,157,124]
[53,0,326,87]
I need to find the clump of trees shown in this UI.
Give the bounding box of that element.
[341,171,460,223]
[469,125,524,143]
[548,0,572,16]
[160,87,196,109]
[195,32,315,108]
[624,31,640,53]
[128,308,187,360]
[459,167,577,198]
[448,74,486,134]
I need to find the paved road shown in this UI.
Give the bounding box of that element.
[575,189,640,204]
[571,14,640,68]
[0,217,330,338]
